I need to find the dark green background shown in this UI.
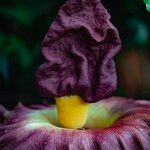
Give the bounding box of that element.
[0,0,150,109]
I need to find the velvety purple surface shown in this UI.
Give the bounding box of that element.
[36,0,121,102]
[0,97,150,150]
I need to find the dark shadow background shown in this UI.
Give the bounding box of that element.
[0,0,150,109]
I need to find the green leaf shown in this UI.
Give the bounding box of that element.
[3,35,32,69]
[144,0,150,12]
[9,35,32,69]
[128,18,149,45]
[0,6,34,26]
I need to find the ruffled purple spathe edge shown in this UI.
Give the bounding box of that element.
[36,0,121,102]
[0,97,150,150]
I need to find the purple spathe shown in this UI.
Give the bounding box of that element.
[0,97,150,150]
[36,0,121,102]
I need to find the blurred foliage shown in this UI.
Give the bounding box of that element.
[0,0,65,108]
[0,0,150,108]
[143,0,150,12]
[117,51,150,98]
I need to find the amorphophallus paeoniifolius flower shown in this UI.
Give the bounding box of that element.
[36,0,121,129]
[0,0,150,149]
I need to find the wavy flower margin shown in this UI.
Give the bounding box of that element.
[0,97,150,150]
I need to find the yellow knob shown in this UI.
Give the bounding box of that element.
[55,95,90,129]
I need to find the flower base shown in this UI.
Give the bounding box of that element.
[0,97,150,150]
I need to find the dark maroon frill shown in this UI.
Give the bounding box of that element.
[36,0,121,102]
